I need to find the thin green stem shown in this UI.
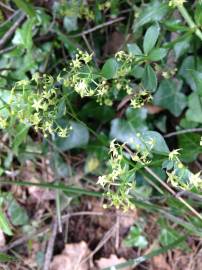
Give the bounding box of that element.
[178,5,202,41]
[0,180,102,197]
[145,166,202,222]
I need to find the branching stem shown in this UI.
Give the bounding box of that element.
[178,5,202,41]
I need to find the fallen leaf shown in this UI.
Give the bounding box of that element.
[50,241,90,270]
[96,254,132,270]
[20,160,55,203]
[151,254,171,270]
[50,255,72,270]
[28,185,55,202]
[118,210,137,229]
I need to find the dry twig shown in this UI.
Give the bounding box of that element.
[43,220,58,270]
[0,13,26,49]
[71,17,125,38]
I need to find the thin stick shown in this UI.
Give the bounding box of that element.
[81,223,117,265]
[43,220,58,270]
[145,166,202,222]
[71,17,125,37]
[123,145,202,221]
[0,13,26,49]
[0,45,16,55]
[0,10,21,28]
[115,215,120,249]
[82,34,94,53]
[0,227,50,252]
[0,2,15,13]
[164,128,202,138]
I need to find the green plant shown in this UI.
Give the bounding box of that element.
[0,0,202,268]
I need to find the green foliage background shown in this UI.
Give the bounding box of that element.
[0,0,202,267]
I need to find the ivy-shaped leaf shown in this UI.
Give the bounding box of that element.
[154,79,187,117]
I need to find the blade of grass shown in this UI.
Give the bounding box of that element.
[102,236,186,270]
[123,145,202,222]
[56,189,62,233]
[0,180,102,197]
[145,166,202,222]
[0,252,16,262]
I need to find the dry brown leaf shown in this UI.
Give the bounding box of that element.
[50,241,90,270]
[118,210,137,229]
[96,254,132,270]
[151,254,171,270]
[28,185,55,202]
[20,160,55,203]
[0,229,5,247]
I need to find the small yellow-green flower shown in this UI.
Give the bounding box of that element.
[168,149,181,161]
[169,0,186,7]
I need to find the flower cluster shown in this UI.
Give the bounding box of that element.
[115,51,135,77]
[130,90,152,109]
[62,49,150,109]
[164,149,202,190]
[1,73,70,137]
[97,140,135,211]
[129,133,155,165]
[55,0,94,21]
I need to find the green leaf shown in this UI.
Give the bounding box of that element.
[133,1,168,32]
[143,24,160,54]
[110,118,169,155]
[110,118,143,148]
[12,18,34,51]
[51,154,70,178]
[154,79,187,117]
[159,228,186,249]
[148,48,167,61]
[56,30,77,53]
[185,92,202,123]
[179,133,202,162]
[164,19,189,32]
[195,3,202,26]
[0,209,12,236]
[12,123,29,153]
[126,107,147,129]
[101,58,119,79]
[0,252,16,262]
[124,226,148,249]
[141,130,169,154]
[63,16,78,32]
[127,43,142,56]
[174,37,191,59]
[7,197,29,226]
[130,65,144,79]
[13,0,36,17]
[55,121,89,151]
[79,101,115,122]
[142,64,157,92]
[190,71,202,95]
[179,56,202,91]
